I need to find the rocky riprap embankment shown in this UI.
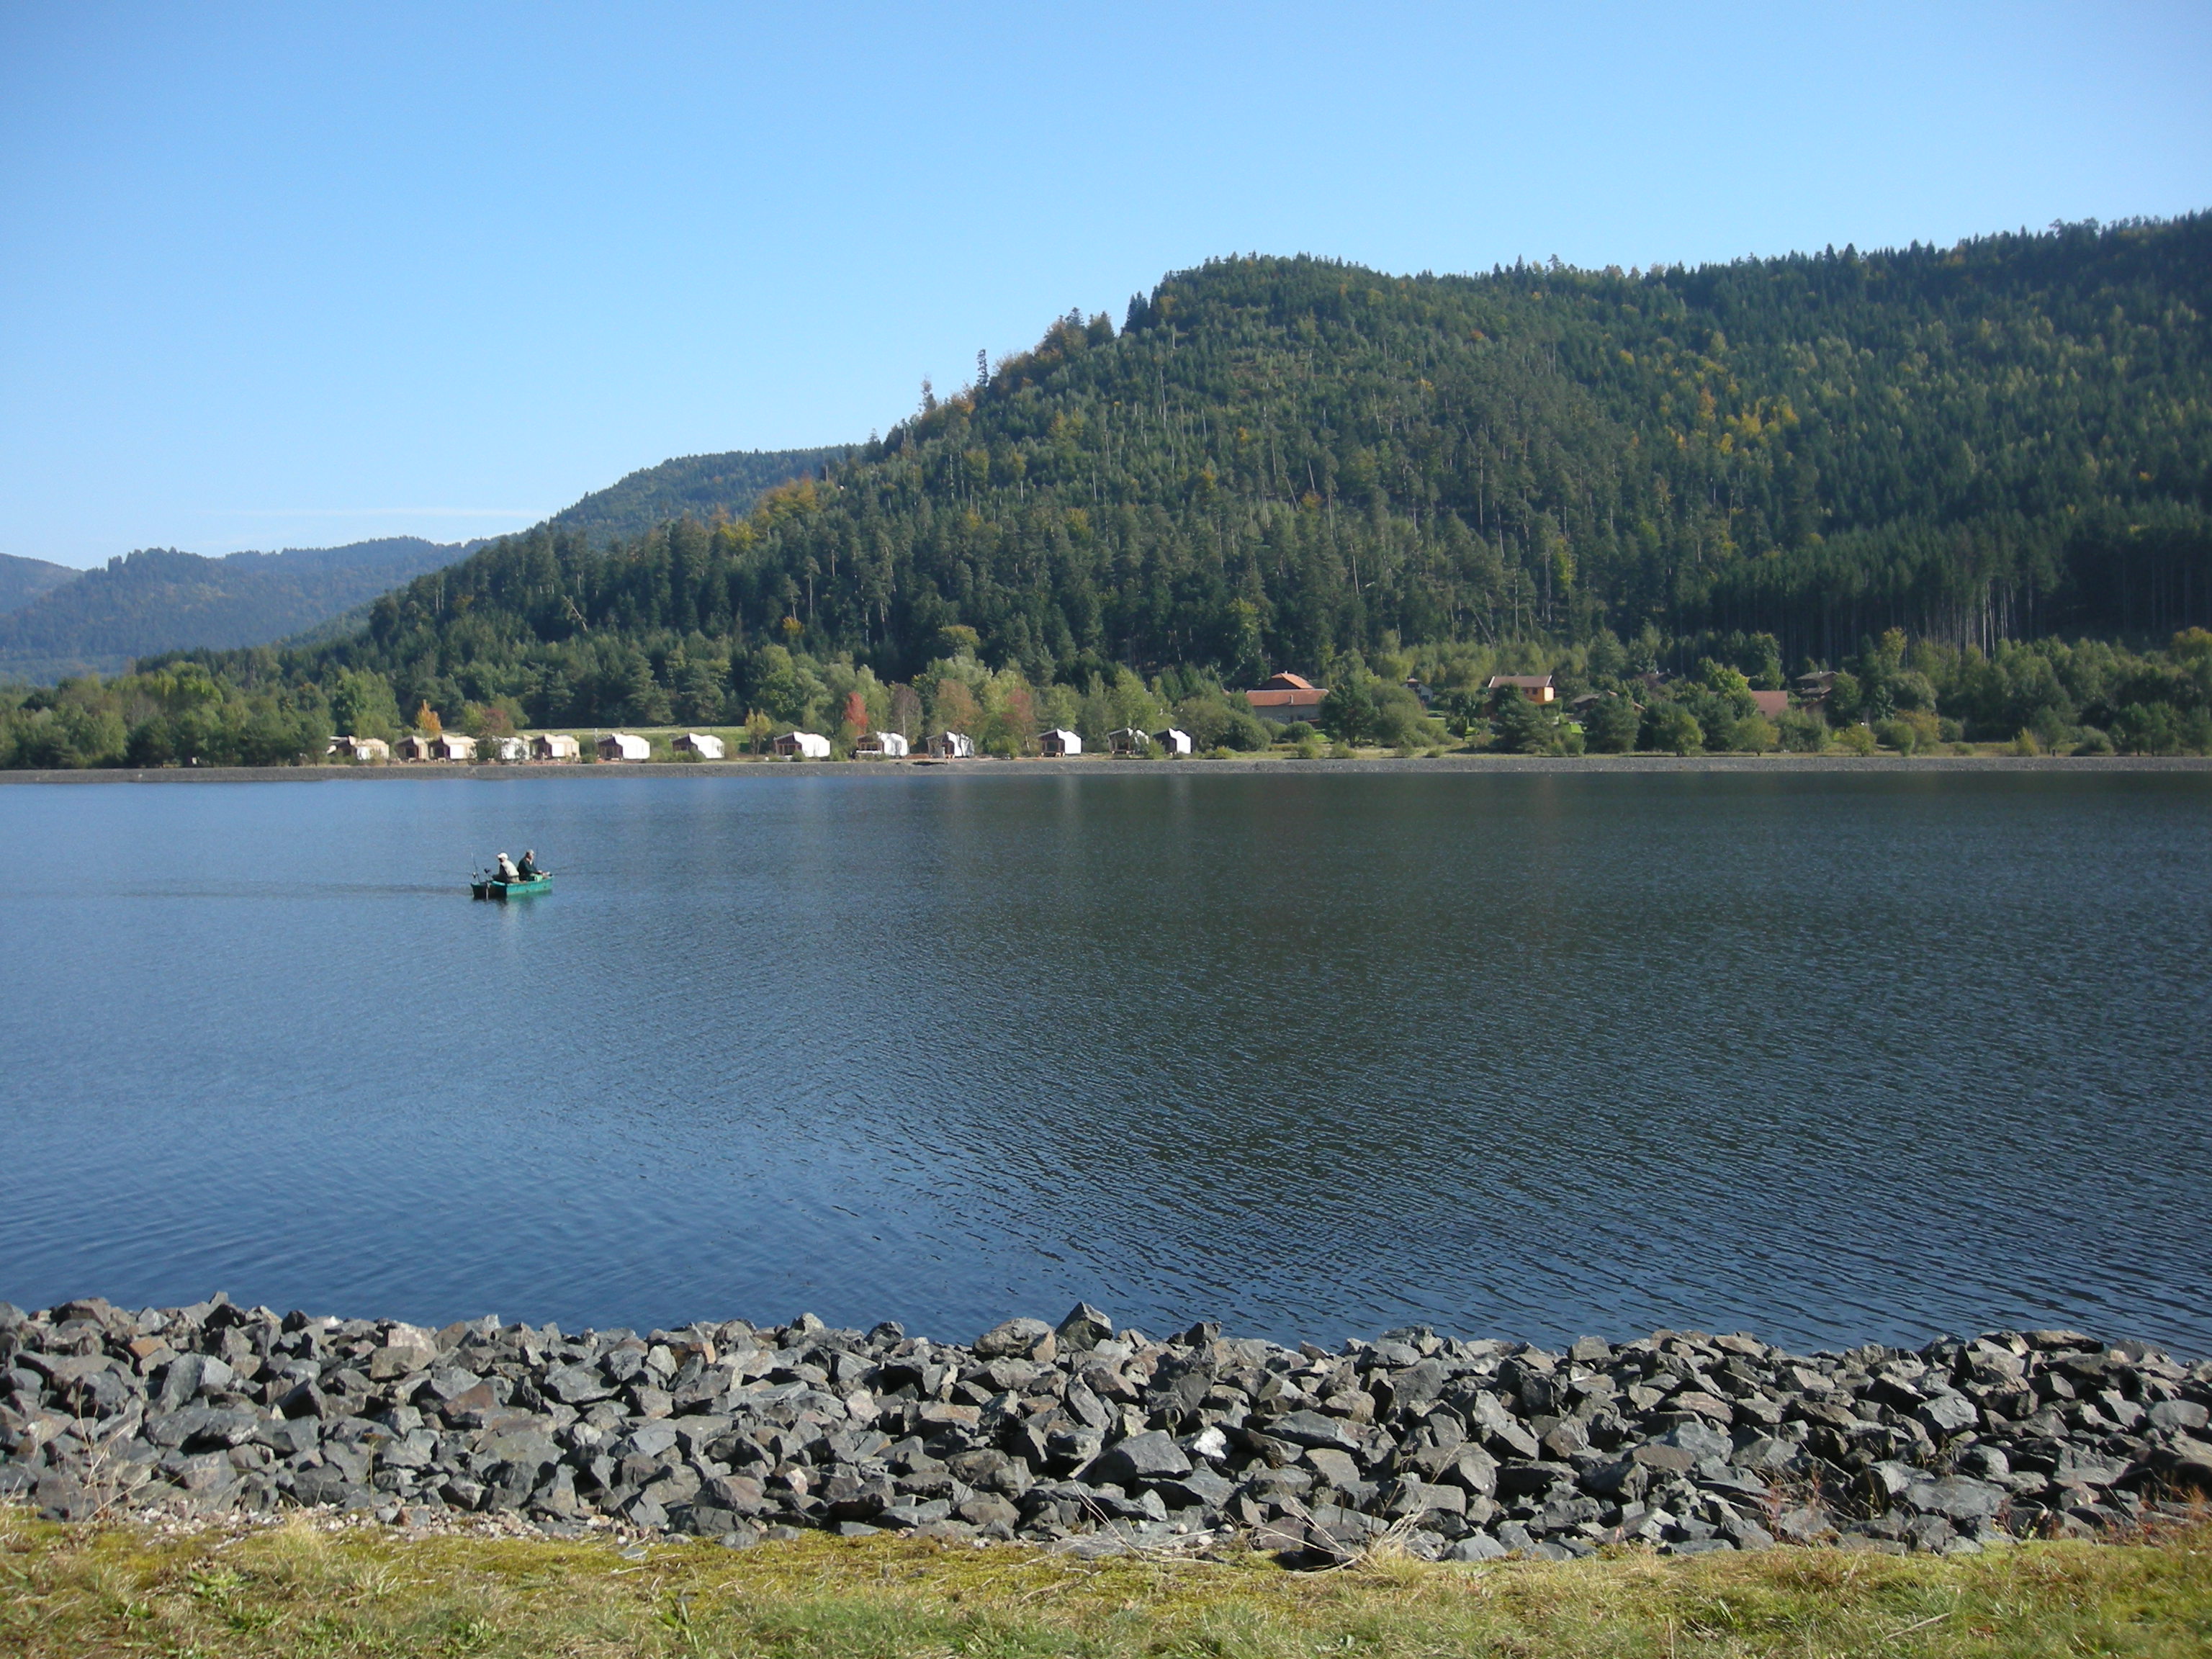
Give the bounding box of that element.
[5,1297,2209,1561]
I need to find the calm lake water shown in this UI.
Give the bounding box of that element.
[1,770,2208,1356]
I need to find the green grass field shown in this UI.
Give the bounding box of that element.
[6,1511,2209,1658]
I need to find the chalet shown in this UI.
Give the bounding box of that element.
[853,731,910,757]
[597,731,652,762]
[675,732,726,759]
[1748,691,1790,721]
[431,733,477,762]
[1039,729,1082,756]
[1154,727,1194,755]
[1796,671,1839,701]
[1244,671,1328,724]
[773,730,831,760]
[932,731,976,759]
[397,734,435,762]
[531,733,581,762]
[1485,674,1557,704]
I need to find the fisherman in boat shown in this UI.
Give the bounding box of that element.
[516,850,539,879]
[494,852,522,883]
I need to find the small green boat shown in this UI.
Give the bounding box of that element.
[471,873,553,900]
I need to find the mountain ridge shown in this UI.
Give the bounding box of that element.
[0,537,482,683]
[0,553,78,618]
[284,213,2210,725]
[548,446,853,544]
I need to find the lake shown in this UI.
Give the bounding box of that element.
[1,768,2207,1356]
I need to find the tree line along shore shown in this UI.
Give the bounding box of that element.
[6,625,2212,770]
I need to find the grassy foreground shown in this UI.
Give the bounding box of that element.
[4,1511,2208,1659]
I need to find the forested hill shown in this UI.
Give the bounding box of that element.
[549,446,852,544]
[0,537,478,683]
[0,553,78,617]
[222,216,2209,724]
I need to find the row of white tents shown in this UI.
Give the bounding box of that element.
[331,724,1204,765]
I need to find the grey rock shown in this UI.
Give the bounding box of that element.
[1917,1393,1979,1439]
[2148,1400,2209,1434]
[1267,1410,1364,1453]
[974,1318,1056,1362]
[1089,1429,1191,1483]
[1442,1531,1508,1561]
[1905,1476,2006,1522]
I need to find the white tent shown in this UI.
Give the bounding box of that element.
[1107,726,1149,755]
[431,733,477,761]
[1154,727,1193,755]
[676,732,726,759]
[1040,729,1082,756]
[932,732,976,759]
[855,731,909,757]
[774,730,831,759]
[598,731,652,761]
[488,735,529,762]
[531,733,581,761]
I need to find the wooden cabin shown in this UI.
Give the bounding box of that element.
[854,731,910,757]
[675,732,726,759]
[531,733,581,762]
[1243,671,1328,724]
[773,730,831,759]
[431,733,477,762]
[1485,674,1557,704]
[597,731,652,762]
[932,731,976,759]
[1039,729,1082,756]
[1154,727,1193,755]
[397,734,434,762]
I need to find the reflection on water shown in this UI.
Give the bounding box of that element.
[1,770,2207,1354]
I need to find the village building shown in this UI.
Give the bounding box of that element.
[1039,729,1082,756]
[853,731,910,757]
[1243,671,1328,724]
[1485,674,1557,703]
[773,730,831,759]
[1795,671,1839,702]
[531,733,581,762]
[431,733,477,762]
[597,731,652,762]
[1748,690,1791,721]
[675,732,726,759]
[932,731,976,759]
[1154,727,1194,755]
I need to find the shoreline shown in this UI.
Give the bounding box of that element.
[6,1297,2206,1562]
[6,752,2212,784]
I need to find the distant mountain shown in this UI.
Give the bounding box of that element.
[0,536,480,683]
[549,447,851,544]
[0,553,78,617]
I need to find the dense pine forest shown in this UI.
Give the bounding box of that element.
[5,215,2210,765]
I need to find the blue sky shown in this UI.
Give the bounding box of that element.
[3,1,2207,567]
